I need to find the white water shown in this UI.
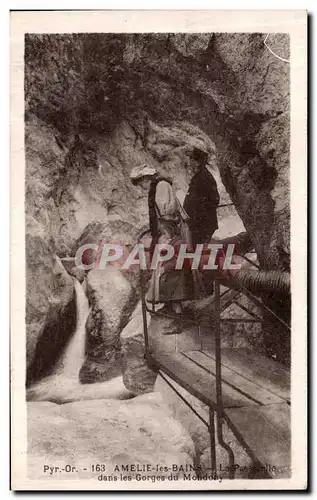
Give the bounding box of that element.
[56,279,90,378]
[27,278,135,404]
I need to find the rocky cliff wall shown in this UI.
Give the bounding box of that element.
[26,32,290,269]
[25,32,290,376]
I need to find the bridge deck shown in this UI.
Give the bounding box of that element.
[148,347,291,478]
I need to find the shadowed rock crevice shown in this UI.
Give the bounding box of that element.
[26,290,77,387]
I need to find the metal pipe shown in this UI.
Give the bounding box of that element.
[229,269,290,296]
[138,227,289,297]
[138,227,290,297]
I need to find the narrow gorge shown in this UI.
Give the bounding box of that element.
[25,32,290,479]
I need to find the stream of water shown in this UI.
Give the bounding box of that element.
[56,279,90,378]
[27,278,134,403]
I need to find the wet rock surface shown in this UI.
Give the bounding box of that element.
[80,268,137,383]
[121,302,158,394]
[26,215,76,383]
[28,393,195,480]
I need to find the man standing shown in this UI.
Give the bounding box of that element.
[184,147,220,246]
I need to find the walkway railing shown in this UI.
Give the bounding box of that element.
[137,229,291,479]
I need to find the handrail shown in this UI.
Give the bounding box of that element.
[143,279,290,330]
[137,226,290,478]
[136,228,152,243]
[137,227,290,310]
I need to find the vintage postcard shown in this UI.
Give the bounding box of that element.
[10,10,307,491]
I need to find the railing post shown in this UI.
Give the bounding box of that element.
[215,280,221,402]
[214,279,236,479]
[209,408,216,472]
[140,270,150,356]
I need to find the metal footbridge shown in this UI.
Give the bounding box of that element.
[138,230,291,479]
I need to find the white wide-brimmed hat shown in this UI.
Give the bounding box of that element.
[129,164,157,181]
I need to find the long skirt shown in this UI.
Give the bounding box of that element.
[146,246,206,305]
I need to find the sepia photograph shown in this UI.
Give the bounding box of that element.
[10,10,307,491]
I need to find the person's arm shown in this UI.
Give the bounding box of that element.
[155,181,179,221]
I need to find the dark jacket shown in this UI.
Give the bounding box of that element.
[184,168,220,238]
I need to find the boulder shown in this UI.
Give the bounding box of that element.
[79,268,136,383]
[27,392,195,480]
[73,220,141,292]
[121,302,158,394]
[26,216,76,384]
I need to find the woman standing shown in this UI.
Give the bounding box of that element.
[130,164,200,311]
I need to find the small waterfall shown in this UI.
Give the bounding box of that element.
[56,279,90,378]
[27,277,135,403]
